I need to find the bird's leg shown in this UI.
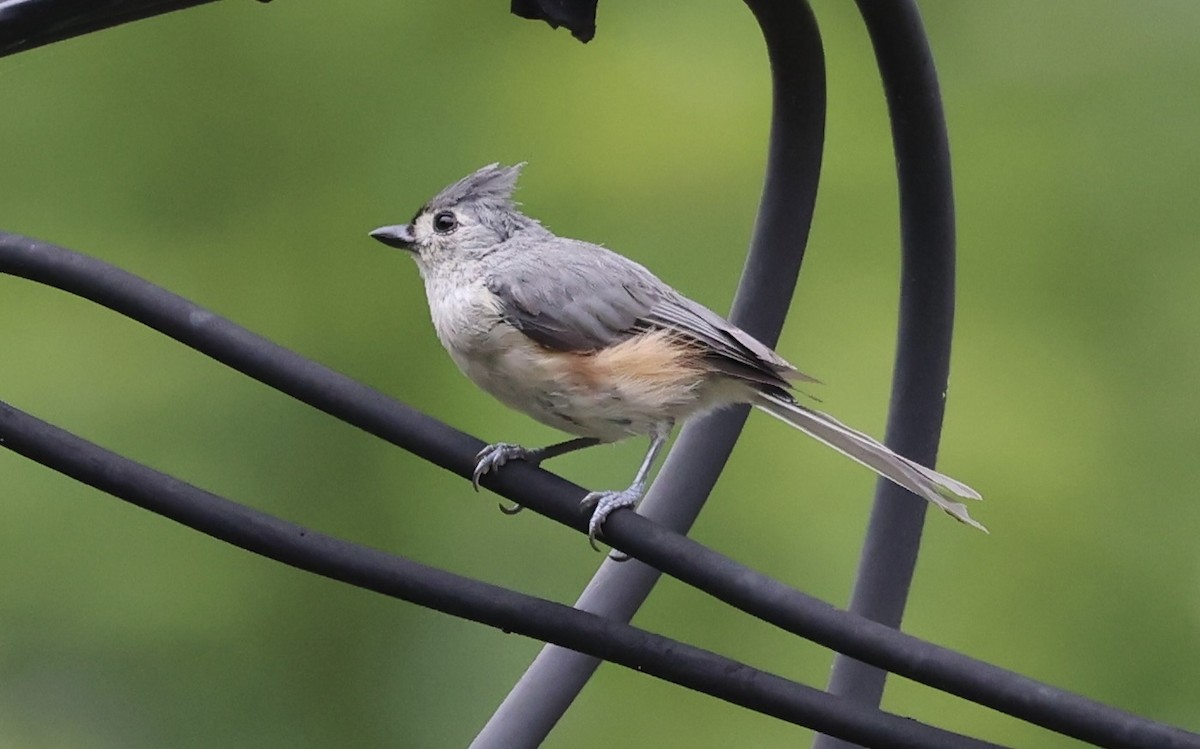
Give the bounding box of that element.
[580,425,671,551]
[473,437,602,514]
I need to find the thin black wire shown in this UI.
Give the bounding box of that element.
[0,401,1002,749]
[3,234,1198,749]
[473,0,826,744]
[816,4,963,746]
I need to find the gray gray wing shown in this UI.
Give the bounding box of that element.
[486,239,811,387]
[485,242,662,352]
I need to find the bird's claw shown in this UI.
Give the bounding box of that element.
[472,442,531,491]
[580,487,642,552]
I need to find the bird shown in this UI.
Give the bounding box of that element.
[370,163,983,546]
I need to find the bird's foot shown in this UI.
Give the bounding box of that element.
[473,442,538,514]
[473,442,534,488]
[580,486,644,552]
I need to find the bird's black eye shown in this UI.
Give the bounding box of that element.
[432,211,458,234]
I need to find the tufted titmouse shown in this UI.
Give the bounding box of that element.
[371,164,983,545]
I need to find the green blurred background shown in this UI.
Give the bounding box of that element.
[2,1,1198,746]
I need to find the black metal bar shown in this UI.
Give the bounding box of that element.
[815,4,961,746]
[0,0,221,58]
[3,234,1198,748]
[0,401,1002,749]
[472,0,826,744]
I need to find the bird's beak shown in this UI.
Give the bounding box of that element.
[369,224,417,251]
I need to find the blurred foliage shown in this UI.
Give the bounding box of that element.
[2,1,1199,746]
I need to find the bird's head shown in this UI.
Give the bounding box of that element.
[370,163,539,270]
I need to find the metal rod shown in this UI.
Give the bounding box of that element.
[815,2,960,747]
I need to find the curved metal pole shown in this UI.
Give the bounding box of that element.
[815,3,959,747]
[472,2,826,746]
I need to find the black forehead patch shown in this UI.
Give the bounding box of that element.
[409,203,429,225]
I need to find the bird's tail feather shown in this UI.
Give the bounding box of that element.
[753,392,985,532]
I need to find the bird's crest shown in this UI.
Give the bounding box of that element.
[429,163,525,211]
